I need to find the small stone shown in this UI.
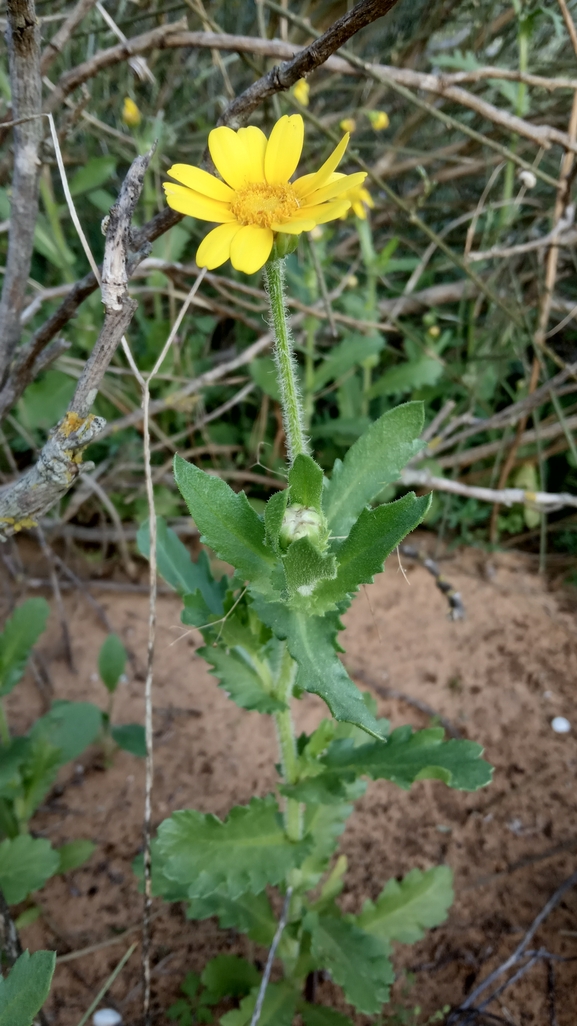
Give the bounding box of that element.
[93,1009,122,1026]
[552,716,571,734]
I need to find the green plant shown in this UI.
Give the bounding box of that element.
[0,949,55,1026]
[137,245,492,1021]
[98,633,146,759]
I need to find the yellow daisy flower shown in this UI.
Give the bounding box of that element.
[339,117,356,133]
[341,182,375,220]
[368,110,389,131]
[163,114,367,274]
[122,97,141,127]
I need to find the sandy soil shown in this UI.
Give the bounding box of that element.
[2,539,577,1026]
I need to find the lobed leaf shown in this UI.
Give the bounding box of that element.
[357,865,453,944]
[174,456,274,590]
[185,890,277,946]
[201,646,286,714]
[0,835,60,904]
[305,912,393,1014]
[323,403,425,538]
[200,955,260,1002]
[30,701,102,764]
[300,1003,354,1026]
[157,795,311,900]
[57,839,96,874]
[138,516,226,613]
[220,982,298,1026]
[0,949,55,1026]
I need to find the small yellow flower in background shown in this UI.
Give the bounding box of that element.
[310,225,324,241]
[122,97,141,128]
[367,110,389,131]
[293,79,310,106]
[341,182,374,220]
[427,324,441,338]
[346,274,359,288]
[339,117,356,133]
[163,114,367,274]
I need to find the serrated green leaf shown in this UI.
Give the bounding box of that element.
[57,839,96,874]
[98,633,126,693]
[0,739,29,797]
[186,891,277,945]
[255,602,385,739]
[0,599,49,697]
[368,356,443,399]
[138,516,226,613]
[157,795,310,900]
[283,538,337,597]
[323,403,425,538]
[30,701,102,764]
[111,723,147,757]
[0,949,55,1026]
[69,155,116,196]
[323,728,493,791]
[0,835,60,904]
[264,489,288,554]
[174,457,274,590]
[305,912,393,1014]
[357,865,453,943]
[313,493,430,613]
[220,982,298,1026]
[288,455,324,509]
[201,646,286,714]
[300,1002,354,1026]
[201,955,260,1002]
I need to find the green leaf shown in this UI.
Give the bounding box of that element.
[57,839,96,874]
[220,982,298,1026]
[283,538,337,597]
[186,891,277,945]
[0,835,60,904]
[249,356,281,402]
[157,795,310,900]
[201,955,260,1002]
[137,517,226,613]
[201,646,286,714]
[323,403,425,538]
[98,633,126,693]
[69,155,116,196]
[300,1003,354,1026]
[312,333,384,392]
[0,739,29,797]
[0,949,55,1026]
[312,493,431,612]
[111,723,147,757]
[323,727,493,791]
[357,866,453,944]
[0,599,49,697]
[264,489,288,554]
[288,455,324,510]
[305,912,393,1014]
[30,701,102,764]
[255,602,385,739]
[368,356,443,399]
[174,457,274,590]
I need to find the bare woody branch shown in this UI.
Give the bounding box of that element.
[40,0,99,74]
[401,468,577,514]
[0,151,153,541]
[0,0,43,387]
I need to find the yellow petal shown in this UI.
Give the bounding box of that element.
[230,225,274,274]
[167,164,233,202]
[196,222,242,269]
[293,133,350,198]
[353,201,366,219]
[297,199,351,224]
[209,126,262,190]
[163,183,234,222]
[271,219,315,234]
[237,126,267,181]
[305,171,367,205]
[264,114,304,185]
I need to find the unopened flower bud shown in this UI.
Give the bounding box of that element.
[368,110,389,130]
[293,79,310,106]
[340,118,356,133]
[122,97,141,128]
[279,504,324,549]
[518,170,537,189]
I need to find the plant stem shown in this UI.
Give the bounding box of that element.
[273,645,302,843]
[0,702,10,746]
[264,259,309,463]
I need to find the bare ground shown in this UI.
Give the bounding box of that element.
[3,539,577,1025]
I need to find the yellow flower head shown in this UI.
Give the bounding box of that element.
[339,117,356,133]
[163,114,366,274]
[293,79,310,106]
[122,97,141,127]
[341,183,374,220]
[368,110,389,131]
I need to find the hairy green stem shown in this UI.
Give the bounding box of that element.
[264,259,309,463]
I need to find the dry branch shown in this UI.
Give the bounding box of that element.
[0,0,43,387]
[401,468,577,514]
[40,0,99,74]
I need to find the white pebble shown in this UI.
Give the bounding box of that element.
[93,1010,122,1026]
[552,716,571,734]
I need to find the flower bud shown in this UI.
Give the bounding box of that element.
[368,110,389,131]
[293,79,310,107]
[340,118,356,133]
[518,169,537,189]
[122,97,141,128]
[279,504,325,549]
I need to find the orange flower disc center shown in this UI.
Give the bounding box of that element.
[230,182,300,228]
